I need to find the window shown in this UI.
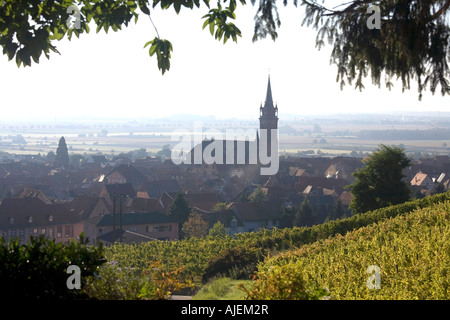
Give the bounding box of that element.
[145,226,149,232]
[153,226,159,232]
[98,228,103,236]
[49,228,54,239]
[10,230,16,238]
[28,216,33,223]
[48,215,54,222]
[65,226,71,237]
[20,230,25,241]
[41,228,46,235]
[33,228,38,234]
[57,226,62,238]
[9,217,14,225]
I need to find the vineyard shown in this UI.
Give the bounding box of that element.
[246,200,450,299]
[102,191,450,299]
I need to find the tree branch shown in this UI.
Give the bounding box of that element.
[428,0,450,21]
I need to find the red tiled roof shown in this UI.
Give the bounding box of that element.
[0,198,80,228]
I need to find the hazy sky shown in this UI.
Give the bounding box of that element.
[1,3,449,122]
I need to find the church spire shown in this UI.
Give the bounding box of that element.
[264,75,274,109]
[259,74,278,129]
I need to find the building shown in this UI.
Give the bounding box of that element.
[410,171,435,190]
[228,201,282,233]
[106,164,148,188]
[0,198,83,244]
[137,179,181,199]
[83,212,179,244]
[65,194,111,220]
[182,76,279,175]
[99,183,136,200]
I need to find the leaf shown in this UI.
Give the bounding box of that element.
[139,0,150,14]
[174,1,181,14]
[149,42,158,56]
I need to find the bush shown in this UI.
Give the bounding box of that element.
[83,261,144,300]
[193,277,252,300]
[0,234,105,300]
[202,246,264,282]
[83,261,193,300]
[242,263,329,300]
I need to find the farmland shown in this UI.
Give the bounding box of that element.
[1,113,450,158]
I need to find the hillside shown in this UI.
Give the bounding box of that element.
[246,200,450,299]
[102,192,450,300]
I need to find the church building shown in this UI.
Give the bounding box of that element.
[176,76,279,175]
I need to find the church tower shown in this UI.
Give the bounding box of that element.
[259,76,278,155]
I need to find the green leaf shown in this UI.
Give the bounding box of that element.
[149,42,158,56]
[139,0,150,14]
[174,1,181,14]
[202,19,209,30]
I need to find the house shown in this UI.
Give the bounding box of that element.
[436,173,450,190]
[124,197,165,214]
[65,195,111,220]
[12,187,53,204]
[193,206,246,235]
[156,191,221,213]
[99,183,136,200]
[339,191,354,207]
[323,157,363,181]
[97,229,157,246]
[83,212,179,244]
[185,192,220,211]
[228,201,282,233]
[0,198,83,244]
[137,179,181,199]
[106,164,148,188]
[295,176,348,196]
[410,171,435,190]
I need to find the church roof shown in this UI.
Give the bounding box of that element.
[264,76,273,109]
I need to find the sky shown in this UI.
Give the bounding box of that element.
[0,3,449,123]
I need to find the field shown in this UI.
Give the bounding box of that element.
[2,130,449,158]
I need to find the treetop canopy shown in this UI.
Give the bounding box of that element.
[1,0,449,98]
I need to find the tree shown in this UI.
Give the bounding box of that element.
[182,212,209,239]
[433,182,446,195]
[280,206,296,228]
[2,1,448,97]
[156,144,172,159]
[46,150,56,162]
[212,202,228,212]
[331,198,345,220]
[348,144,411,213]
[300,0,450,99]
[249,186,268,203]
[208,221,227,238]
[56,136,69,167]
[294,197,316,227]
[168,192,192,238]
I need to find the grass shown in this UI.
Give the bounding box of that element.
[192,277,253,300]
